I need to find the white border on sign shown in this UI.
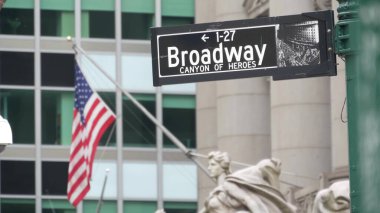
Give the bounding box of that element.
[156,24,278,78]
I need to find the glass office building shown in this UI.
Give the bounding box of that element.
[0,0,197,212]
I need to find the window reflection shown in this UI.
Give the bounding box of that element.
[123,162,197,200]
[41,10,75,37]
[86,161,117,199]
[162,17,194,27]
[0,8,34,35]
[163,95,196,148]
[124,201,156,213]
[0,161,35,195]
[41,53,75,87]
[0,199,35,213]
[42,162,69,195]
[122,13,153,39]
[164,202,197,213]
[42,200,75,213]
[0,51,34,86]
[83,201,117,213]
[78,53,116,91]
[42,91,73,146]
[81,11,115,39]
[123,94,156,147]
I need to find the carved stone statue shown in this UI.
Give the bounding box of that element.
[200,151,296,213]
[312,180,350,213]
[314,0,331,10]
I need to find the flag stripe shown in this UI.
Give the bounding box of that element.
[67,63,115,207]
[69,176,89,205]
[70,184,90,207]
[87,113,115,177]
[68,166,87,195]
[68,156,85,181]
[87,108,109,158]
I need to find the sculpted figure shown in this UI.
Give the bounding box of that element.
[200,151,296,213]
[312,180,350,213]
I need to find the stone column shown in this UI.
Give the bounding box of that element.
[196,0,272,209]
[212,0,271,165]
[195,0,218,209]
[196,82,218,209]
[214,0,271,166]
[330,0,348,172]
[217,78,271,165]
[270,0,332,187]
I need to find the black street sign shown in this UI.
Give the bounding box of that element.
[151,10,336,86]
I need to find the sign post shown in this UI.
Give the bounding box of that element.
[151,10,336,86]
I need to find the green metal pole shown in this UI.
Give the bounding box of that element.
[336,0,380,212]
[335,0,359,211]
[356,0,380,211]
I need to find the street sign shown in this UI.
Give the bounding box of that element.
[151,10,336,86]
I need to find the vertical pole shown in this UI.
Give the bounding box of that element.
[115,0,124,212]
[356,0,380,211]
[34,0,42,212]
[96,169,109,213]
[74,0,81,47]
[115,0,124,213]
[155,0,164,210]
[335,0,362,213]
[74,1,83,212]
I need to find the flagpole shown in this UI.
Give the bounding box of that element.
[155,0,164,210]
[115,0,124,212]
[96,169,109,213]
[73,44,212,179]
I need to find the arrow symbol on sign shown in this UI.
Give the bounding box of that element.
[201,34,209,42]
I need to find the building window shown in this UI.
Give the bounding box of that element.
[0,89,35,144]
[121,0,154,40]
[83,201,117,213]
[123,163,156,200]
[0,9,34,35]
[124,201,156,213]
[123,94,156,147]
[81,0,114,38]
[164,202,197,213]
[81,11,115,39]
[122,13,153,40]
[123,162,197,200]
[42,162,69,195]
[42,200,75,213]
[40,0,75,37]
[41,91,73,145]
[0,161,35,195]
[162,0,194,27]
[0,199,35,213]
[41,10,75,37]
[41,53,75,87]
[162,17,194,27]
[0,51,34,86]
[86,161,117,199]
[163,95,196,148]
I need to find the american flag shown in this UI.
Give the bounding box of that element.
[67,63,116,206]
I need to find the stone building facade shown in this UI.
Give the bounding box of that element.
[195,0,349,210]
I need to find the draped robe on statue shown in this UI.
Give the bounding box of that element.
[202,159,296,213]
